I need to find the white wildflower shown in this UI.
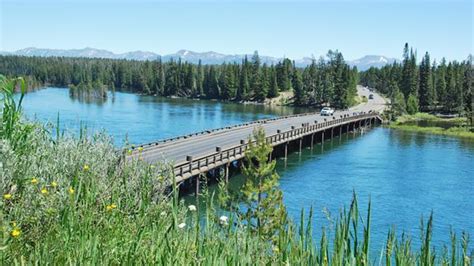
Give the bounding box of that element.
[188,205,197,212]
[219,215,229,226]
[178,222,186,229]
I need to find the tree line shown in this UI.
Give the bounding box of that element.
[0,51,358,109]
[360,43,472,116]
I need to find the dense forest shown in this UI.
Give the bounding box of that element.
[360,43,472,116]
[0,51,358,109]
[2,44,470,115]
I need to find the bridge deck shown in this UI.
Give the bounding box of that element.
[127,86,386,181]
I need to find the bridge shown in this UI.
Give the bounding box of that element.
[127,86,386,188]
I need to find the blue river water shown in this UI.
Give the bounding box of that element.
[19,88,307,145]
[19,87,474,252]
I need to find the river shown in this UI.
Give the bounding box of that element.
[19,87,474,251]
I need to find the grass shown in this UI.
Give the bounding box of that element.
[395,113,467,124]
[1,76,473,264]
[389,113,474,139]
[389,124,474,139]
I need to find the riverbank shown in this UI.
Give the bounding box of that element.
[388,113,474,139]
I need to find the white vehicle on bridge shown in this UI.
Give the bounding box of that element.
[320,107,335,116]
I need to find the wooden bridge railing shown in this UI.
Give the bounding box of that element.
[173,112,380,181]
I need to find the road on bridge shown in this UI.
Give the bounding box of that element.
[129,86,387,166]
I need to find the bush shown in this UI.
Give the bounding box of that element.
[406,93,419,115]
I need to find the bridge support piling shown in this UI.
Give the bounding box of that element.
[299,138,302,153]
[284,142,288,161]
[195,175,200,200]
[225,163,229,183]
[311,133,314,149]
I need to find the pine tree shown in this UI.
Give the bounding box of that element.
[304,60,317,104]
[462,55,473,117]
[435,58,447,108]
[255,64,269,101]
[292,69,305,105]
[237,67,249,101]
[268,69,279,98]
[276,58,292,91]
[196,60,204,97]
[444,63,462,112]
[206,66,220,99]
[239,127,287,240]
[419,52,435,111]
[401,43,418,98]
[409,48,419,97]
[185,64,196,97]
[389,81,406,117]
[328,50,347,108]
[321,68,335,105]
[250,51,261,99]
[164,60,179,96]
[221,65,236,100]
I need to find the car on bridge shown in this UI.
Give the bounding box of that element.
[320,107,335,116]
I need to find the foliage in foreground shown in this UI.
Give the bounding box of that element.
[0,76,473,264]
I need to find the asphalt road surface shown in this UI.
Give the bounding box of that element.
[130,86,386,165]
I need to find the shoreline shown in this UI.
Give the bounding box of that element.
[388,113,474,139]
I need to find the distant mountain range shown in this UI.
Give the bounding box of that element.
[0,47,398,71]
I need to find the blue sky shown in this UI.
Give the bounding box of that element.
[1,0,472,61]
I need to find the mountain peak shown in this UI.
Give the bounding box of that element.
[176,49,192,56]
[1,47,398,70]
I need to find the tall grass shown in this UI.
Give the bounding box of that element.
[0,77,472,264]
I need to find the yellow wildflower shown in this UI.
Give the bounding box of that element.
[3,193,12,200]
[51,181,58,188]
[11,228,21,238]
[41,188,48,195]
[68,187,75,195]
[127,149,133,155]
[138,147,144,152]
[106,203,117,211]
[83,164,90,171]
[31,178,38,185]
